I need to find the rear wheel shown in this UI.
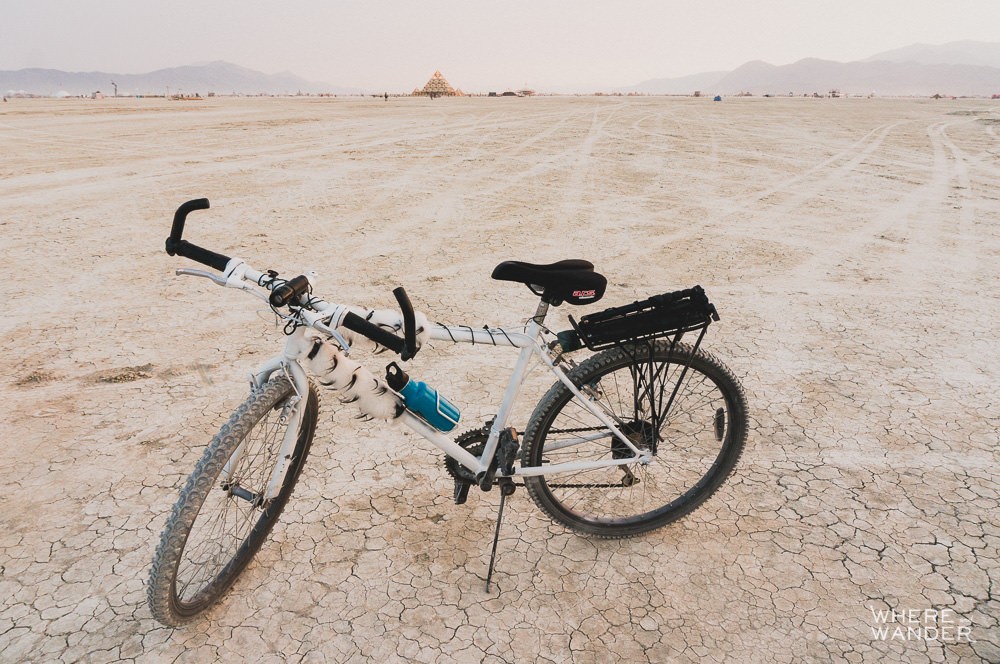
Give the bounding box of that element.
[522,341,747,538]
[147,376,318,626]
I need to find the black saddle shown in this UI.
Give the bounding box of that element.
[491,259,607,306]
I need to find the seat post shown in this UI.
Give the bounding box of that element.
[532,299,550,323]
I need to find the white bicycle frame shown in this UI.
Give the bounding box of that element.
[181,258,652,503]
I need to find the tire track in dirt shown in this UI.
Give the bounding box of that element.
[307,104,608,265]
[377,106,592,194]
[556,103,625,213]
[343,103,618,247]
[1,109,502,204]
[336,105,595,210]
[913,120,985,287]
[780,119,985,294]
[642,118,911,250]
[747,121,906,212]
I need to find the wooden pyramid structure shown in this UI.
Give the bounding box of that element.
[413,71,463,97]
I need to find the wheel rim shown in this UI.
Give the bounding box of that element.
[534,354,735,526]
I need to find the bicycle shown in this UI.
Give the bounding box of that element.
[147,198,749,627]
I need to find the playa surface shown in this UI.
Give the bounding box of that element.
[1,96,998,662]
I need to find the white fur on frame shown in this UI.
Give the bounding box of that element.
[292,332,405,421]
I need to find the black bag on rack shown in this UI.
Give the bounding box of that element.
[570,286,719,351]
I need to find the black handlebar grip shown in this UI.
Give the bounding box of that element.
[165,198,230,271]
[341,312,406,354]
[393,287,418,361]
[269,275,311,307]
[170,241,231,272]
[168,198,210,250]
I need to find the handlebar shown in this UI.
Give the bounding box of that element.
[166,198,420,360]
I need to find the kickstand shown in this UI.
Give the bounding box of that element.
[485,482,512,593]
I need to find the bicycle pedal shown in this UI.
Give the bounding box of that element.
[453,479,471,505]
[498,427,520,476]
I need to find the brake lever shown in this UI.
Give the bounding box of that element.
[175,268,269,303]
[175,268,227,285]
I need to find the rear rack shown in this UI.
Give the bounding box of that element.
[569,286,719,351]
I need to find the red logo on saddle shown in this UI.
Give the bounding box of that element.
[573,290,596,298]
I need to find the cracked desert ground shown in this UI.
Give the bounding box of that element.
[1,96,998,663]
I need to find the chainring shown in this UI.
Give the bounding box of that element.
[444,428,488,484]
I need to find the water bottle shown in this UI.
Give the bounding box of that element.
[385,363,460,432]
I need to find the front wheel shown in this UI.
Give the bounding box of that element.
[147,376,319,626]
[522,341,747,538]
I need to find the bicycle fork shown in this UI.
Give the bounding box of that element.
[220,354,312,506]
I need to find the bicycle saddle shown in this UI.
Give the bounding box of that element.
[491,259,607,306]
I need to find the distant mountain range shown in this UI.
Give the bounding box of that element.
[5,42,1000,97]
[862,40,1000,67]
[621,41,1000,96]
[1,61,357,97]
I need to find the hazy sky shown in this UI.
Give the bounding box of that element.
[3,0,998,91]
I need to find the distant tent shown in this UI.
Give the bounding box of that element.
[413,71,462,97]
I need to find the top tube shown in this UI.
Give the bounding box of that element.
[427,325,536,348]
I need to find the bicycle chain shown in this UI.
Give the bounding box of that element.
[548,425,606,434]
